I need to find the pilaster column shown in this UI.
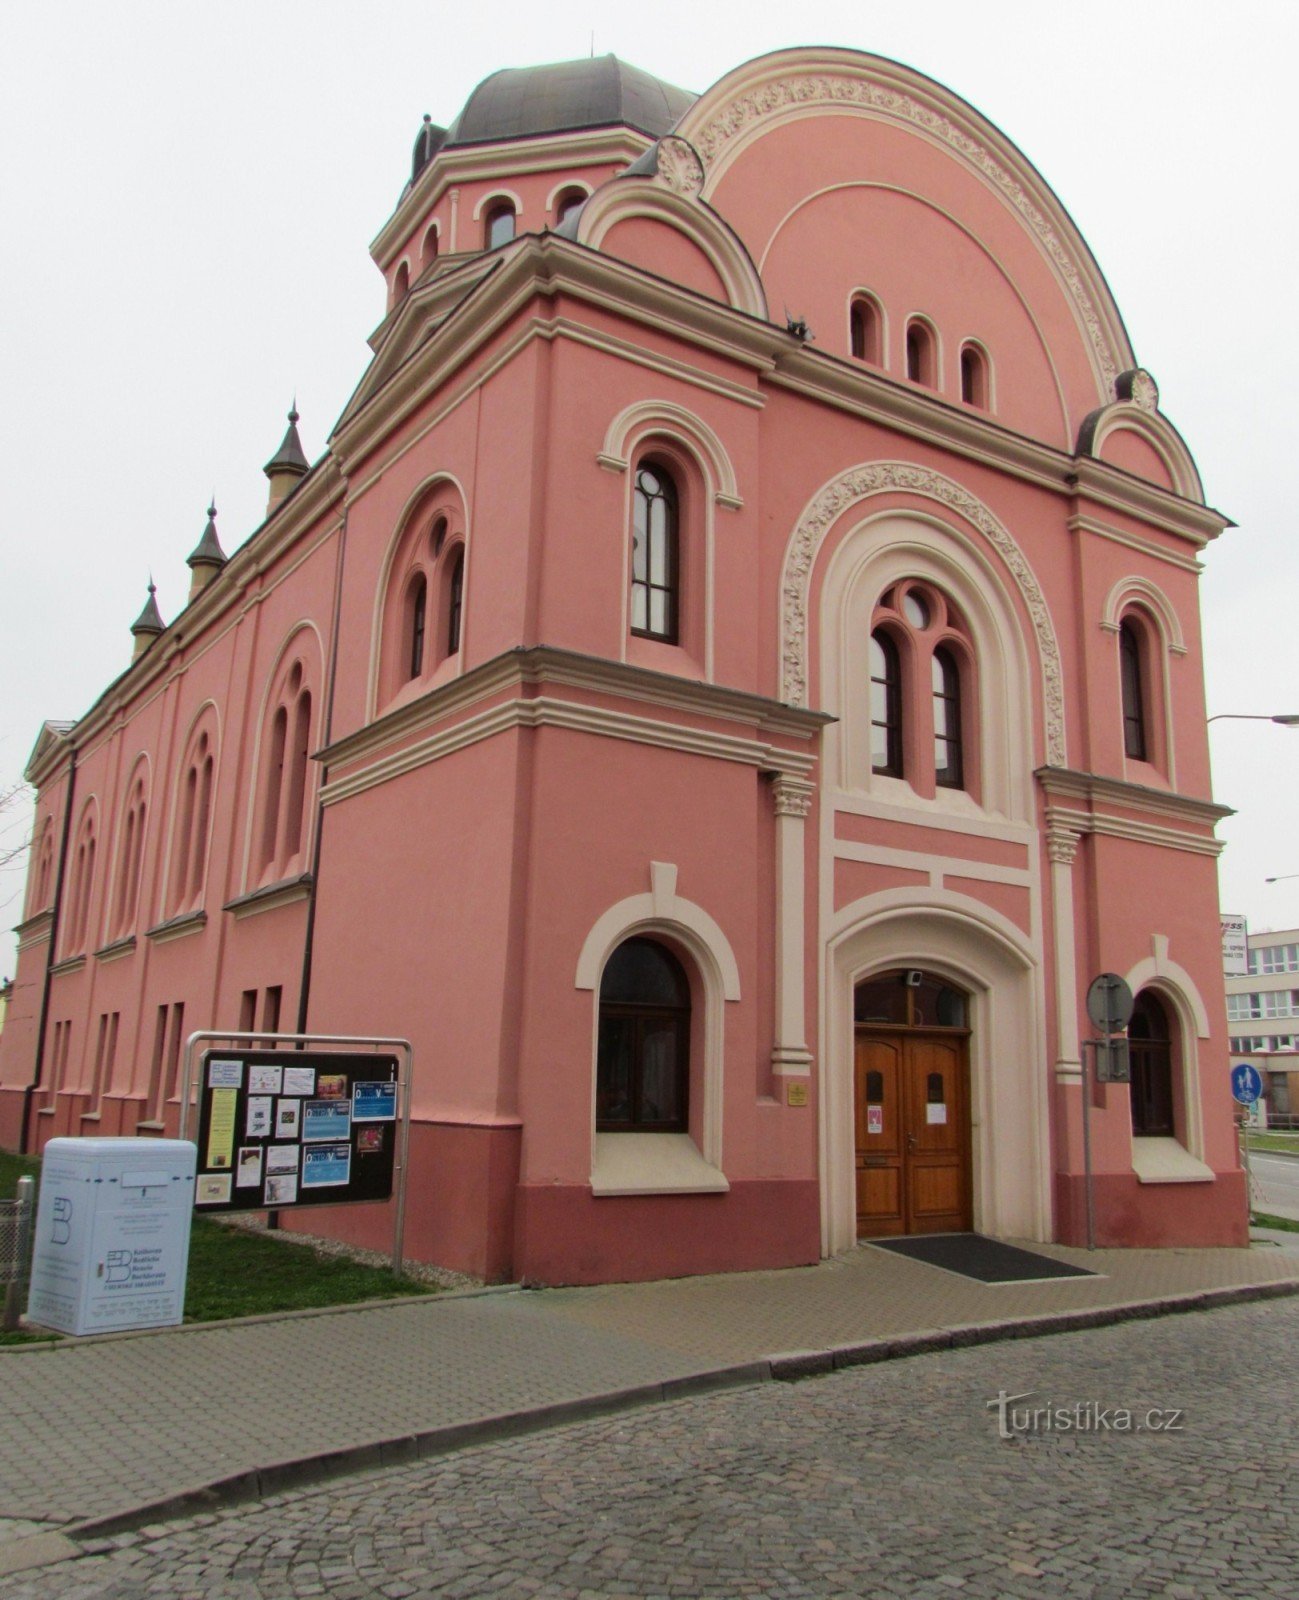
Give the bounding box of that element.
[771,775,814,1077]
[1048,825,1083,1081]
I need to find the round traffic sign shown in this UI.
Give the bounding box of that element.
[1231,1063,1263,1105]
[1086,972,1134,1032]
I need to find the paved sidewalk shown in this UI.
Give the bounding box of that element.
[2,1237,1298,1572]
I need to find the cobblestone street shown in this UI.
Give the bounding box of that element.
[4,1297,1295,1599]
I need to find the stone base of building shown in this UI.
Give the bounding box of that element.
[1054,1169,1248,1249]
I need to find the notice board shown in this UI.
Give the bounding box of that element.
[193,1049,399,1212]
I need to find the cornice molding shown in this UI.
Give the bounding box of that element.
[48,955,87,979]
[371,128,652,267]
[93,934,137,965]
[15,908,54,951]
[224,875,314,922]
[145,909,208,946]
[1035,766,1232,826]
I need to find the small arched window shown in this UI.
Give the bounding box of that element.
[422,225,439,267]
[932,647,963,789]
[446,549,464,655]
[960,344,989,408]
[1129,990,1174,1136]
[905,319,936,387]
[597,937,690,1132]
[485,203,516,250]
[850,296,881,364]
[630,462,679,643]
[869,631,902,777]
[1120,619,1147,760]
[555,188,587,228]
[32,821,54,913]
[392,261,410,305]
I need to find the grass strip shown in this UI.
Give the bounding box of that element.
[2,1148,431,1341]
[1252,1211,1299,1234]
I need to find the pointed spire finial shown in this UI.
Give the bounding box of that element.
[264,400,310,511]
[130,578,166,655]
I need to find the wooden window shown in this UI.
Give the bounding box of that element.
[960,343,989,408]
[870,631,903,776]
[485,203,515,249]
[597,938,690,1132]
[630,463,679,642]
[850,296,881,364]
[905,320,936,386]
[1120,620,1147,760]
[406,572,428,680]
[446,550,464,655]
[1129,990,1174,1136]
[932,647,963,789]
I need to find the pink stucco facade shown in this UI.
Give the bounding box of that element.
[0,49,1245,1283]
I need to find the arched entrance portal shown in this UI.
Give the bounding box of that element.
[854,969,973,1236]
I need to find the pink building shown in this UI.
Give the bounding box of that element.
[0,49,1245,1283]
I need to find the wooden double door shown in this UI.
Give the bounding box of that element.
[855,1029,972,1237]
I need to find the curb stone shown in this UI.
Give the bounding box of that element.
[0,1276,1291,1577]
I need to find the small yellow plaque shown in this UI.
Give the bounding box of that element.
[786,1081,809,1107]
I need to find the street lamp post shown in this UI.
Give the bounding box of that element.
[1206,713,1299,726]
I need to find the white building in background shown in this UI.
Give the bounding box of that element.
[1225,928,1299,1123]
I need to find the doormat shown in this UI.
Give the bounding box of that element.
[868,1233,1097,1284]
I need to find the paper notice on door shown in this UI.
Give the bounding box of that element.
[867,1104,883,1135]
[926,1103,948,1125]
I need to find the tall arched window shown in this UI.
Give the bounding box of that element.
[485,202,516,249]
[932,647,963,789]
[446,549,464,655]
[597,937,690,1132]
[960,343,989,408]
[32,820,54,913]
[1120,619,1147,760]
[113,772,147,936]
[1129,990,1175,1136]
[905,319,936,387]
[849,295,881,364]
[870,631,902,777]
[406,572,428,681]
[257,655,315,881]
[630,462,679,643]
[67,808,97,954]
[172,725,215,913]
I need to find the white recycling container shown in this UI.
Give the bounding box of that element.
[27,1137,197,1335]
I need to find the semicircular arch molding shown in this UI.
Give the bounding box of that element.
[782,460,1066,768]
[576,181,768,320]
[1102,575,1186,655]
[673,47,1132,398]
[1077,403,1203,503]
[599,400,742,509]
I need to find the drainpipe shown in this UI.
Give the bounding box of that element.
[22,746,78,1153]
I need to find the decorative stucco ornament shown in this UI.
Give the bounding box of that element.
[655,135,705,198]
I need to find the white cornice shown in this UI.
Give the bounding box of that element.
[1036,766,1231,827]
[1067,515,1203,575]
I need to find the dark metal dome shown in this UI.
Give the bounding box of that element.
[443,54,694,148]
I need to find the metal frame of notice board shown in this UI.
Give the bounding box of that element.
[178,1031,413,1275]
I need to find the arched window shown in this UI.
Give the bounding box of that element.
[932,647,963,789]
[869,631,902,776]
[597,937,690,1132]
[849,295,882,364]
[869,583,974,798]
[446,549,464,655]
[422,224,439,267]
[172,725,215,913]
[1120,619,1147,760]
[960,344,989,408]
[485,202,515,249]
[32,820,54,913]
[67,807,97,954]
[1129,990,1175,1136]
[630,462,679,643]
[554,187,587,228]
[113,772,147,936]
[392,261,410,305]
[905,319,936,387]
[405,572,428,680]
[257,656,314,881]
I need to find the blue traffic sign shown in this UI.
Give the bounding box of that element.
[1230,1063,1264,1105]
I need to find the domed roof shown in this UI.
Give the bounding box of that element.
[443,54,694,148]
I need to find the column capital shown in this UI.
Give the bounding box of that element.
[771,775,814,818]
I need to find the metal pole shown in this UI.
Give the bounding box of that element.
[1080,1041,1096,1252]
[392,1043,412,1278]
[1242,1113,1254,1233]
[3,1176,35,1333]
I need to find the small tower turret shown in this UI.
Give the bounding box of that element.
[186,498,227,601]
[263,403,309,515]
[130,580,165,662]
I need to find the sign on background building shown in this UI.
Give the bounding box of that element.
[1221,915,1249,977]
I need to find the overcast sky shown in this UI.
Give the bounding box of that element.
[2,1,1297,981]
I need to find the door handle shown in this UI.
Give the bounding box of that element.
[907,1133,918,1151]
